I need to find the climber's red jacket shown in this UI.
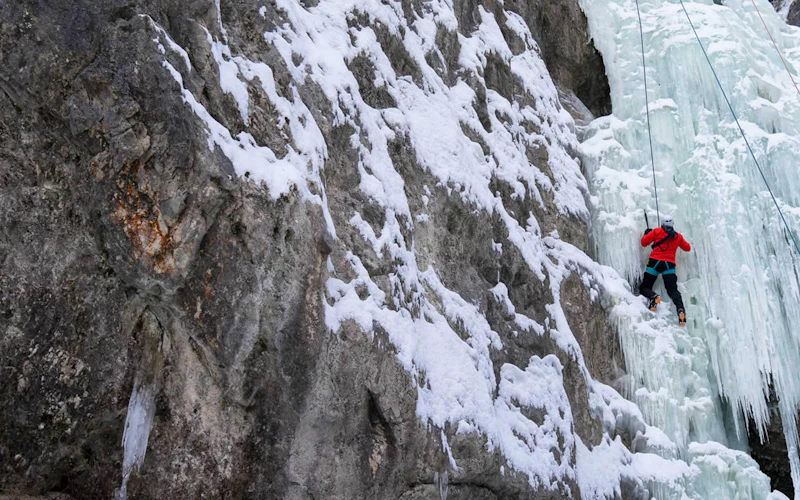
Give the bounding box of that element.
[641,227,691,263]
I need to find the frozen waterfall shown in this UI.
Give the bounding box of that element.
[580,0,800,496]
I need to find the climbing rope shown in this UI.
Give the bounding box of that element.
[679,0,800,257]
[747,0,800,99]
[635,0,661,225]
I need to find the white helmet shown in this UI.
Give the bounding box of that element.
[661,215,674,230]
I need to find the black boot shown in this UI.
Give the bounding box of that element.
[678,308,686,327]
[648,295,661,311]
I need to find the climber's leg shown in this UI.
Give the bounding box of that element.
[640,259,661,310]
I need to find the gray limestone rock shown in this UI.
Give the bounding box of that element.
[747,387,794,496]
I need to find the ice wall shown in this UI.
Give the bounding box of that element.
[580,0,800,495]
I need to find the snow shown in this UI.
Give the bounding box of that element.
[493,356,576,488]
[150,24,336,236]
[205,28,251,124]
[769,491,792,500]
[576,436,634,499]
[140,15,191,71]
[490,282,516,316]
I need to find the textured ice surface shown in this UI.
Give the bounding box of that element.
[580,0,800,495]
[115,379,157,500]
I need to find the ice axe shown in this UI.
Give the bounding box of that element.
[644,209,651,230]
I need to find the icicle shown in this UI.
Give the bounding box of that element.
[434,470,449,500]
[115,379,158,500]
[114,309,165,500]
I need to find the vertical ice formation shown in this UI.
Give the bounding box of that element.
[580,0,800,495]
[115,378,158,500]
[434,470,449,500]
[113,307,165,500]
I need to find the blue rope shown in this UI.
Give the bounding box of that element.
[679,0,800,257]
[635,0,661,225]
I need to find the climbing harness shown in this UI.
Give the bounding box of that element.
[645,260,677,275]
[678,0,800,257]
[747,0,800,98]
[635,0,661,225]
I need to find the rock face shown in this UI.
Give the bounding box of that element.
[502,0,611,117]
[0,0,624,499]
[770,0,800,29]
[747,389,794,496]
[772,0,800,24]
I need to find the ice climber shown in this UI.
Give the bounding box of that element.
[640,215,691,326]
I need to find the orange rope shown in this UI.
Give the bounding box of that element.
[748,0,800,98]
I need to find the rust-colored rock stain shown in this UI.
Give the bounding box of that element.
[111,162,176,274]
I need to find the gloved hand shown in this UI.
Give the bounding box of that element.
[643,228,652,235]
